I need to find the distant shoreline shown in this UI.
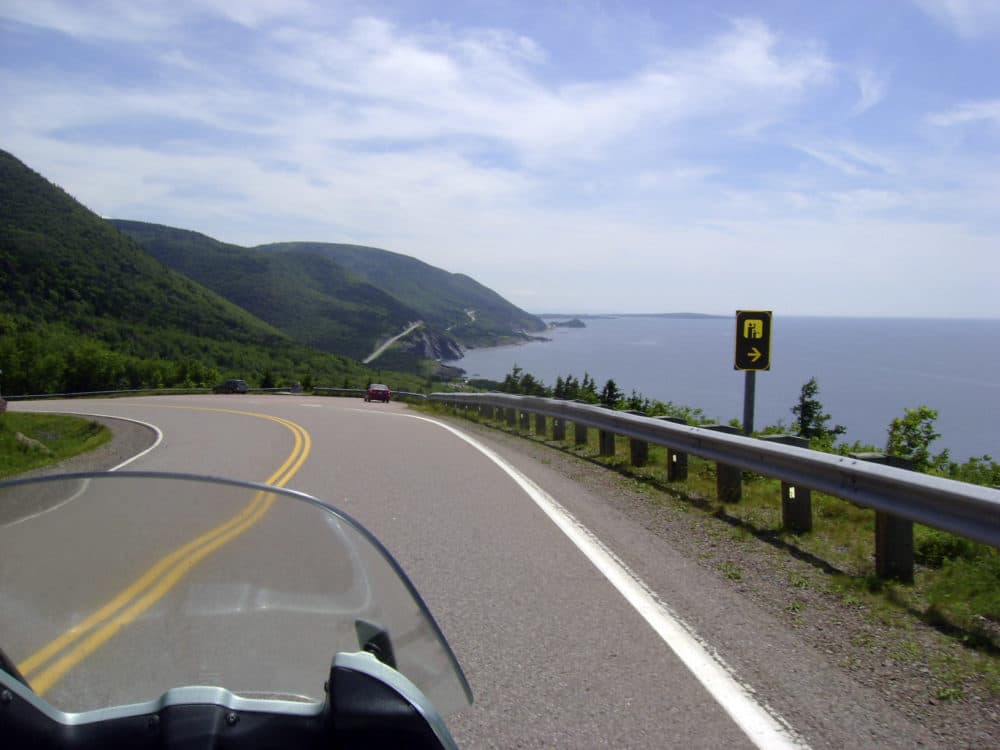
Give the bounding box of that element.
[536,312,729,320]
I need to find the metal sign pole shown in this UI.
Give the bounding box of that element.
[743,370,755,436]
[734,310,771,437]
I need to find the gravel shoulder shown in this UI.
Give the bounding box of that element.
[436,413,999,749]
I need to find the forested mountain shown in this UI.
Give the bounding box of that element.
[111,226,547,362]
[0,149,380,393]
[258,242,547,345]
[111,221,421,360]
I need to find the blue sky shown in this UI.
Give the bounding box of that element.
[2,1,998,317]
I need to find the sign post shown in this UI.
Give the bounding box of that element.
[734,311,772,436]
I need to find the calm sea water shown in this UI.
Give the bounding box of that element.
[445,316,1000,463]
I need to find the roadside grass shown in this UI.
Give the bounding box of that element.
[420,403,1000,698]
[0,413,111,479]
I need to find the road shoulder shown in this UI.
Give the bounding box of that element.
[431,413,997,749]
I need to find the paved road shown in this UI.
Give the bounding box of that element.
[363,320,423,363]
[2,396,939,748]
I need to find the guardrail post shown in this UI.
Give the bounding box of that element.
[519,410,530,431]
[703,425,742,502]
[598,428,616,457]
[626,410,648,466]
[535,413,547,437]
[759,435,813,533]
[851,453,915,582]
[552,417,566,441]
[506,408,517,427]
[574,421,588,446]
[657,417,688,480]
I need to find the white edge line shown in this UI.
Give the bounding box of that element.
[0,413,163,528]
[402,413,810,750]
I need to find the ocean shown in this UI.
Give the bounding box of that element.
[444,316,1000,463]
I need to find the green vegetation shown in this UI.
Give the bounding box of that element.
[886,405,950,473]
[791,376,846,442]
[110,221,422,361]
[0,149,471,395]
[110,223,546,364]
[0,413,110,478]
[258,241,546,348]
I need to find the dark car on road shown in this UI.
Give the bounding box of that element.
[365,384,391,402]
[213,379,249,394]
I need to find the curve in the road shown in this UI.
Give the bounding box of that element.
[19,408,312,696]
[398,412,808,750]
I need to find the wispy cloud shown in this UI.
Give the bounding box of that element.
[912,0,1000,38]
[853,68,888,114]
[1,2,997,316]
[927,98,1000,127]
[794,141,897,178]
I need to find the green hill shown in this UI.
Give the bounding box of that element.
[0,149,381,394]
[258,242,547,346]
[110,221,421,360]
[109,225,546,367]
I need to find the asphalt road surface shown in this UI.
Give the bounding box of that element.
[3,395,943,748]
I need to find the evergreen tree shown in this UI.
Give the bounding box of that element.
[599,379,623,409]
[554,376,565,399]
[791,377,845,440]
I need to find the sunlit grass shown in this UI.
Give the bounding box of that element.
[0,413,111,478]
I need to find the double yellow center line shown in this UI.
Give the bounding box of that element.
[18,409,311,696]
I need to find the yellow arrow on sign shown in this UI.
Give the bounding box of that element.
[748,347,762,363]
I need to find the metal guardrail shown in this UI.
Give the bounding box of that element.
[314,388,427,400]
[2,388,211,400]
[429,393,1000,559]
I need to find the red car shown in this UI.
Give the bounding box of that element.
[365,384,391,402]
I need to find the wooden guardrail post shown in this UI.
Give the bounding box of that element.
[657,417,688,480]
[535,413,547,437]
[851,453,915,582]
[552,417,566,441]
[598,428,616,456]
[759,435,813,532]
[574,421,588,446]
[506,408,517,427]
[703,425,742,502]
[626,410,648,466]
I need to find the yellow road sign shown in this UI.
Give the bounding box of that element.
[735,310,772,370]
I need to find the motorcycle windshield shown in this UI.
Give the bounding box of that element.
[0,472,472,716]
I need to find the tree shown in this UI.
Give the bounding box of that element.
[553,376,566,399]
[886,406,949,473]
[599,379,623,409]
[625,390,646,412]
[791,377,845,441]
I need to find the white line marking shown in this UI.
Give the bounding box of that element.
[0,413,163,528]
[403,413,809,750]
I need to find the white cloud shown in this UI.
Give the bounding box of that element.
[1,3,997,317]
[853,68,888,114]
[794,141,897,178]
[913,0,1000,38]
[927,99,1000,127]
[0,0,182,42]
